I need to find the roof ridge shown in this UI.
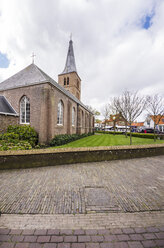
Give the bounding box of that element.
[32,64,50,81]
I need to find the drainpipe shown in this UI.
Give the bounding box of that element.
[77,103,79,134]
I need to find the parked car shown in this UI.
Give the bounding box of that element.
[140,128,160,134]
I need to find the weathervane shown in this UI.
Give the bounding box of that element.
[31,52,36,64]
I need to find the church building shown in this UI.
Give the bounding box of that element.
[0,39,94,143]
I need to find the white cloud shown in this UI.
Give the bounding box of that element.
[0,0,163,120]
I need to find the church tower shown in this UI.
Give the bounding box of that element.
[58,38,81,100]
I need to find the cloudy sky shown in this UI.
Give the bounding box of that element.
[0,0,164,117]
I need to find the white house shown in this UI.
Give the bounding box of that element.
[144,115,164,133]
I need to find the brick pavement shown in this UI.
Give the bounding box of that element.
[0,156,164,247]
[0,226,164,247]
[0,156,164,214]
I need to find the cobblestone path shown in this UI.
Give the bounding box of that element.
[0,156,164,214]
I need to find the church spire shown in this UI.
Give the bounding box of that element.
[61,37,77,74]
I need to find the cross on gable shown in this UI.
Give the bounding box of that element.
[31,52,36,64]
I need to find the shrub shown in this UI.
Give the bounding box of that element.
[7,125,38,147]
[1,132,19,142]
[50,132,93,146]
[126,132,157,139]
[0,140,32,151]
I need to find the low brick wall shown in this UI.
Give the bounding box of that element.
[0,114,18,133]
[0,144,163,170]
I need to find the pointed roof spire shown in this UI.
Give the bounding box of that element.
[61,37,77,74]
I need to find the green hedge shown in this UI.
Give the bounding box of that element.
[50,133,93,146]
[96,131,123,135]
[126,132,157,139]
[96,131,158,139]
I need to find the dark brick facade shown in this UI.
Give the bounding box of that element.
[0,114,18,133]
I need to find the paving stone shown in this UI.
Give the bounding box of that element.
[78,235,91,242]
[128,241,144,248]
[86,243,100,248]
[142,240,157,247]
[29,244,43,248]
[60,230,73,235]
[98,230,110,235]
[57,244,70,248]
[35,229,47,235]
[159,226,164,232]
[134,228,146,234]
[0,243,15,248]
[47,229,60,235]
[146,227,159,233]
[143,233,156,240]
[43,244,57,248]
[11,235,24,242]
[51,236,63,242]
[100,243,114,248]
[0,235,11,242]
[22,230,35,235]
[114,242,129,248]
[0,229,10,235]
[74,230,85,235]
[15,243,29,248]
[86,230,98,235]
[72,244,85,248]
[129,234,144,241]
[64,236,77,242]
[10,229,23,235]
[122,228,135,234]
[104,235,117,242]
[155,232,164,239]
[37,236,50,243]
[117,234,130,241]
[110,229,123,234]
[24,235,38,242]
[91,235,104,242]
[155,239,164,247]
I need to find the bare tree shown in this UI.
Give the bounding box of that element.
[86,105,100,117]
[101,103,110,130]
[113,90,147,145]
[147,94,164,141]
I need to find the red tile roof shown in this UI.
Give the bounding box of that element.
[150,115,164,125]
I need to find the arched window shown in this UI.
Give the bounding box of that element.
[64,78,66,85]
[72,107,75,126]
[57,100,64,125]
[20,96,30,124]
[67,77,69,85]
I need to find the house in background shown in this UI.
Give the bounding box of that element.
[144,115,164,133]
[102,113,128,132]
[131,122,144,132]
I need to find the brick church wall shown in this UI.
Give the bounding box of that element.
[0,115,18,133]
[0,82,94,144]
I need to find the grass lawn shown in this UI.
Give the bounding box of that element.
[55,134,164,148]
